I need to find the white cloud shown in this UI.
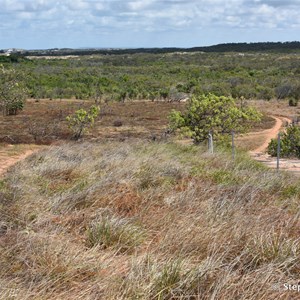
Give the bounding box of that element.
[66,0,90,11]
[127,0,154,10]
[0,0,299,48]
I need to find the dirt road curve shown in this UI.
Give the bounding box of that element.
[249,116,300,175]
[249,116,290,154]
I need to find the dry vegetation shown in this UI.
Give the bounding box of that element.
[1,98,291,147]
[1,49,300,299]
[1,141,300,299]
[0,99,186,144]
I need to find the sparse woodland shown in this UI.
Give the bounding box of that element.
[1,50,300,102]
[0,47,300,299]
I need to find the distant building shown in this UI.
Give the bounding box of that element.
[3,48,24,56]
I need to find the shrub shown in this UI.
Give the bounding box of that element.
[288,97,298,107]
[257,86,275,100]
[267,124,300,158]
[66,105,100,140]
[275,84,293,99]
[168,93,261,144]
[0,67,27,116]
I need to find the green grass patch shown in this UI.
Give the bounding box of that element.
[86,216,145,253]
[209,169,240,185]
[281,184,300,199]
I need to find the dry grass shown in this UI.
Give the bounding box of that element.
[250,99,300,120]
[1,141,300,299]
[0,143,39,156]
[0,99,186,144]
[0,98,287,145]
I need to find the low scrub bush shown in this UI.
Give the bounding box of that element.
[66,105,100,140]
[288,97,299,107]
[267,125,300,158]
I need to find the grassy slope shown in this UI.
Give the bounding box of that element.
[1,141,300,299]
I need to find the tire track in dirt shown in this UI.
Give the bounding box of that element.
[0,147,41,177]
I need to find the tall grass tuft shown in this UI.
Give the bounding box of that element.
[86,215,145,253]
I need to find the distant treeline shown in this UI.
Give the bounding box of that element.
[0,54,25,63]
[1,47,299,102]
[15,41,300,57]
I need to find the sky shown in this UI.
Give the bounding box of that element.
[0,0,299,50]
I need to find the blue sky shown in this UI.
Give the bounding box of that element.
[0,0,299,49]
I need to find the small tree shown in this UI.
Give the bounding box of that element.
[267,125,300,158]
[275,84,293,100]
[169,93,261,144]
[0,66,27,116]
[66,105,100,140]
[288,97,298,107]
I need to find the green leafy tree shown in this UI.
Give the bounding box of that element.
[0,66,27,115]
[169,93,261,144]
[267,125,300,158]
[66,105,100,140]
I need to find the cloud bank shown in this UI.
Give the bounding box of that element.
[0,0,299,49]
